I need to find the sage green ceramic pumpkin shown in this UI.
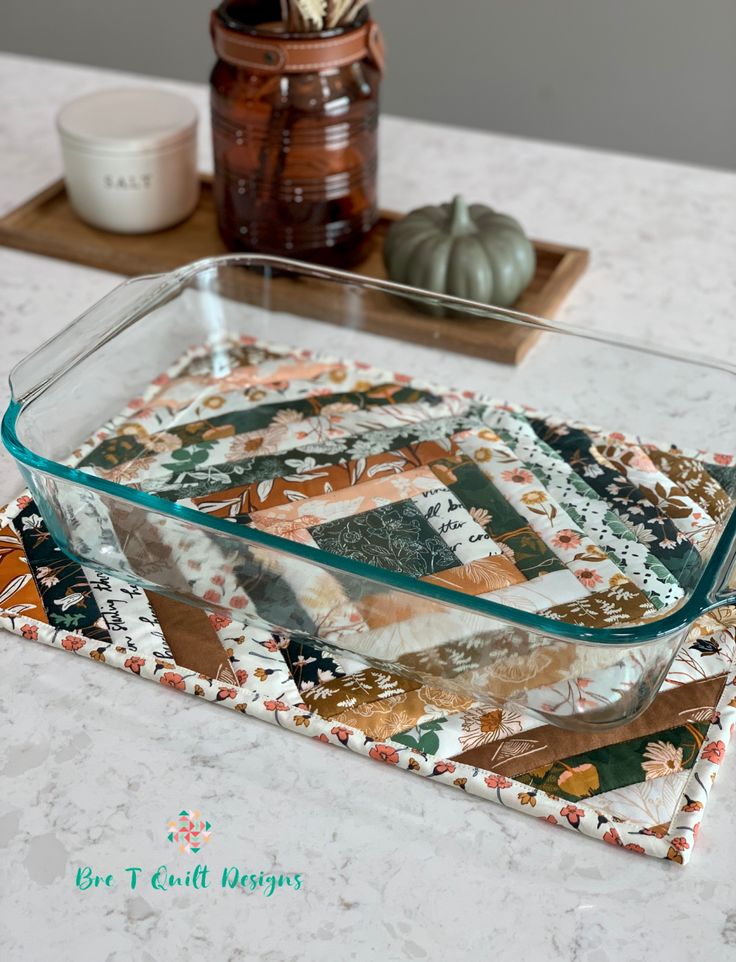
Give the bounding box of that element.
[383,195,535,308]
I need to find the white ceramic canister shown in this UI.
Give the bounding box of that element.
[57,88,199,233]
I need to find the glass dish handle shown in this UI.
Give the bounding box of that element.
[9,274,167,404]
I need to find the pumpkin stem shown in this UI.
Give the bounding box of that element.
[448,194,473,235]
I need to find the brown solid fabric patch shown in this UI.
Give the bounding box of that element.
[359,591,439,631]
[145,592,238,685]
[449,672,728,777]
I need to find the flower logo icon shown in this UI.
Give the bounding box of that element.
[167,810,212,854]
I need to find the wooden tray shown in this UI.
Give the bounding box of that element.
[0,177,588,364]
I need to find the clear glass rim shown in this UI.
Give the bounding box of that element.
[4,252,736,647]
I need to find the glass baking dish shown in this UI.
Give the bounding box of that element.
[3,255,736,731]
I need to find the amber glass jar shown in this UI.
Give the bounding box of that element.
[210,0,383,266]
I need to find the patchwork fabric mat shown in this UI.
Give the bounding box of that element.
[3,330,736,864]
[1,491,735,865]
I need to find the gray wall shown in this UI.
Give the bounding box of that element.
[3,0,735,169]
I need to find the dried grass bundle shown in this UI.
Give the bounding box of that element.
[282,0,369,30]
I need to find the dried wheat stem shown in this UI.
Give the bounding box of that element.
[294,0,327,29]
[280,0,367,31]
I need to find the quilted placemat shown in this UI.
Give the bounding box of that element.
[5,331,736,864]
[1,488,735,865]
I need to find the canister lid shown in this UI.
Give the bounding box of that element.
[57,88,198,154]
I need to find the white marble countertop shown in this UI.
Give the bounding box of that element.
[1,52,736,962]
